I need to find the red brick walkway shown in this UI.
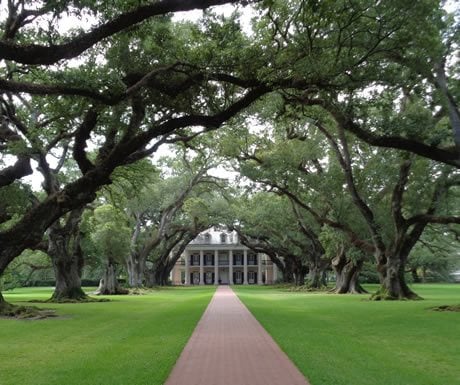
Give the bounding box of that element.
[165,286,310,385]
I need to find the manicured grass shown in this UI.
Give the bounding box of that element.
[234,284,460,385]
[1,286,215,385]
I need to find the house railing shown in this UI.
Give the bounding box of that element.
[175,259,272,266]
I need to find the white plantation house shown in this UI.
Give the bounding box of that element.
[171,228,278,285]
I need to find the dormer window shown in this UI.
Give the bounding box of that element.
[204,233,211,243]
[220,233,227,243]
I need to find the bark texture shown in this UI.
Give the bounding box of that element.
[126,252,144,288]
[95,258,128,295]
[284,256,307,286]
[146,256,172,287]
[48,208,87,302]
[306,257,329,289]
[372,253,420,300]
[331,252,367,294]
[146,227,204,287]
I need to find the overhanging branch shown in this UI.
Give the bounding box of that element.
[0,0,258,65]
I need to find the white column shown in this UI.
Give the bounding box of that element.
[229,250,233,285]
[184,250,190,285]
[199,250,204,285]
[214,250,219,285]
[257,253,263,285]
[243,249,248,285]
[273,262,278,284]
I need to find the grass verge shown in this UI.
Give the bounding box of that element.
[234,284,460,385]
[1,286,215,385]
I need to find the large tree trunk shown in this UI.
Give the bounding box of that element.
[284,256,305,285]
[48,208,87,302]
[331,252,367,294]
[0,165,109,283]
[95,257,127,295]
[282,268,295,284]
[305,266,323,288]
[145,268,169,287]
[294,262,308,286]
[126,252,144,288]
[145,259,170,287]
[144,269,156,287]
[294,271,305,286]
[372,254,421,300]
[305,257,328,289]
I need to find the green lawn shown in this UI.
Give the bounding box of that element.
[234,284,460,385]
[2,285,459,385]
[0,286,215,385]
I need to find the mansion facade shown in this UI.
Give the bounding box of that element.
[171,229,278,285]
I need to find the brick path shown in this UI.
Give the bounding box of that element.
[165,285,310,385]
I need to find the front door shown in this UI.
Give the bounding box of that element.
[234,271,243,284]
[219,269,229,284]
[205,271,214,284]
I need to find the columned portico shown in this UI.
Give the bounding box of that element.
[184,250,190,285]
[257,253,263,285]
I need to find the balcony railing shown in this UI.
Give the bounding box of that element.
[189,238,241,245]
[175,258,269,266]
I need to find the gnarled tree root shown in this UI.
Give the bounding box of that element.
[286,284,328,293]
[370,288,423,301]
[431,304,460,312]
[329,286,369,294]
[28,296,110,304]
[0,301,57,319]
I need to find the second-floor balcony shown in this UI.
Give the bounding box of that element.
[176,257,273,267]
[176,257,262,267]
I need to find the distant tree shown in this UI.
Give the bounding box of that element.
[318,226,367,294]
[318,125,460,299]
[228,193,321,286]
[1,250,52,290]
[91,204,131,295]
[408,228,460,282]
